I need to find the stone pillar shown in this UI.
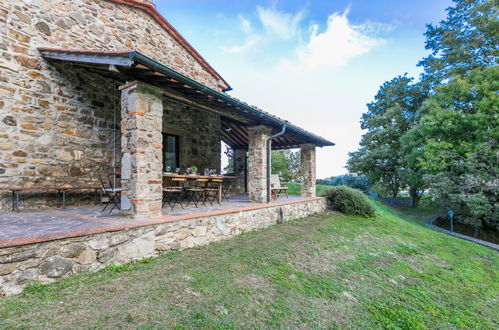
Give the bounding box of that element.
[300,143,316,197]
[119,81,164,219]
[247,125,272,203]
[233,148,247,195]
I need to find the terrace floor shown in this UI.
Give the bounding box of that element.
[0,195,320,248]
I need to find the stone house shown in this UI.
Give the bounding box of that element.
[0,0,334,218]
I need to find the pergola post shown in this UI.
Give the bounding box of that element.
[247,125,272,203]
[119,81,164,219]
[300,143,316,197]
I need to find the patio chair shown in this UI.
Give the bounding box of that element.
[99,173,122,213]
[162,175,186,210]
[270,174,288,200]
[221,176,236,201]
[204,177,223,206]
[184,177,208,208]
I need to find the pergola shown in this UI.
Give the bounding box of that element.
[39,48,334,219]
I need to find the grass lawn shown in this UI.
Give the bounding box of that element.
[1,201,498,329]
[285,182,331,196]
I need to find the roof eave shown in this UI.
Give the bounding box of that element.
[37,48,334,148]
[130,51,334,147]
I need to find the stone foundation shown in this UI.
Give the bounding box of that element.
[0,198,326,296]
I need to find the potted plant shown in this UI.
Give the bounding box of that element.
[188,166,198,175]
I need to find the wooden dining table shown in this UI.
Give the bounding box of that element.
[163,173,234,204]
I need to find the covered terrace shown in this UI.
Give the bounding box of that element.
[37,48,334,219]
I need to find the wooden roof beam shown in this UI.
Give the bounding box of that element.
[162,89,252,124]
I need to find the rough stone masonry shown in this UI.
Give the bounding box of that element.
[0,0,226,210]
[0,198,327,296]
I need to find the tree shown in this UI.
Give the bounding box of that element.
[400,123,429,208]
[349,0,497,215]
[411,67,498,229]
[318,174,370,192]
[223,144,234,173]
[419,0,498,88]
[271,149,300,182]
[348,76,427,202]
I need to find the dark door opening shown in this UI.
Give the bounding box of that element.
[163,133,179,171]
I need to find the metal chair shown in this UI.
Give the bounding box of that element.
[221,176,236,201]
[184,177,208,208]
[99,173,122,213]
[162,175,186,210]
[204,177,223,206]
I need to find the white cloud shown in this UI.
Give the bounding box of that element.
[288,8,388,71]
[256,5,304,40]
[238,14,253,34]
[222,35,262,53]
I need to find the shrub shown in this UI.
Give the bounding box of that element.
[323,186,375,217]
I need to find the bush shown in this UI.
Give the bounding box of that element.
[323,186,375,217]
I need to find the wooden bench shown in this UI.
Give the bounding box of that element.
[1,186,101,212]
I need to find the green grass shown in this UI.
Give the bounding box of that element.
[0,201,498,329]
[285,182,331,196]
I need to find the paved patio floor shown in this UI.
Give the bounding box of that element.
[0,195,311,247]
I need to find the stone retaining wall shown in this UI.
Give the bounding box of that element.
[0,198,327,296]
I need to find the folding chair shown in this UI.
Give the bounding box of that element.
[204,177,223,206]
[99,173,122,213]
[221,176,235,202]
[184,177,208,208]
[162,175,186,210]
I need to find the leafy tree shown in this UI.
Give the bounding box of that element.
[348,75,428,202]
[419,0,499,88]
[223,144,234,173]
[410,67,498,229]
[400,122,429,208]
[271,149,300,182]
[318,174,370,192]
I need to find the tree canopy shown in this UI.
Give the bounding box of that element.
[412,67,498,228]
[271,149,300,182]
[348,0,498,228]
[419,0,499,87]
[348,75,428,204]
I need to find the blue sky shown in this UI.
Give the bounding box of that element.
[155,0,452,178]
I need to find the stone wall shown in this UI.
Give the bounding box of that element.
[232,148,248,195]
[0,0,225,90]
[0,63,120,210]
[0,64,223,211]
[162,99,221,171]
[0,0,227,210]
[0,198,327,296]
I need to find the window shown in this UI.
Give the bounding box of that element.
[163,133,179,170]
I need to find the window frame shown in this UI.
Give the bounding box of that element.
[162,132,180,169]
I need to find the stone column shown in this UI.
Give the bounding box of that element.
[247,125,272,203]
[233,148,247,195]
[119,81,164,219]
[300,143,316,197]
